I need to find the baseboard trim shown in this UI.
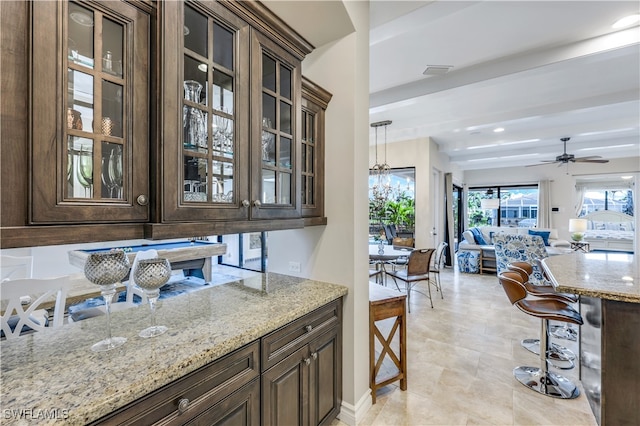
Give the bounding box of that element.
[338,389,372,425]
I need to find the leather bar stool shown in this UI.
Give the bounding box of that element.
[505,263,576,370]
[498,271,583,399]
[533,258,578,341]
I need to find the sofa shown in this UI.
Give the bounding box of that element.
[456,226,571,273]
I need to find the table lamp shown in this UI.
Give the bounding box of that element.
[569,218,588,242]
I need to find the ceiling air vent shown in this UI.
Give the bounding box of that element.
[422,65,453,76]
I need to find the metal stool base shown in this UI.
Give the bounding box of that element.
[549,324,578,341]
[521,339,575,370]
[513,366,580,399]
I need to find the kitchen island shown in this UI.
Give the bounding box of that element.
[0,272,348,425]
[541,252,639,426]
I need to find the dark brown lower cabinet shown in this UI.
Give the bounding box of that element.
[91,299,342,426]
[261,299,342,426]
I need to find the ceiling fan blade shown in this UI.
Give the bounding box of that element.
[574,155,603,160]
[525,161,558,167]
[575,158,609,163]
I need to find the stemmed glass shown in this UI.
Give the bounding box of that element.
[107,146,123,198]
[83,250,130,352]
[133,258,171,338]
[78,146,93,197]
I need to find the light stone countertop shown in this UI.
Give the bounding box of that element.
[0,272,348,425]
[541,252,639,303]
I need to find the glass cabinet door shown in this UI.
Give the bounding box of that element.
[251,30,302,220]
[160,1,250,222]
[301,77,331,220]
[31,1,149,223]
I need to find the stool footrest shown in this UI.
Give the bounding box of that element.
[513,366,580,399]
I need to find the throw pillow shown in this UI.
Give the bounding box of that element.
[470,227,488,245]
[528,229,551,246]
[462,230,475,244]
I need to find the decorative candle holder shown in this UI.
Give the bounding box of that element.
[84,250,130,352]
[133,258,171,338]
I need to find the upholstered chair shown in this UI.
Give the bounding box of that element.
[492,234,548,282]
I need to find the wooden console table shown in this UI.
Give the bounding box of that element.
[369,283,407,404]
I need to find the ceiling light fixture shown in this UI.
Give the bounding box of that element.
[371,120,393,203]
[422,65,453,76]
[621,176,633,180]
[493,127,505,133]
[612,14,640,29]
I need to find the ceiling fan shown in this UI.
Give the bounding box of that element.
[527,137,609,167]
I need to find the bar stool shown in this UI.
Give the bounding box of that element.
[532,258,578,341]
[498,271,583,399]
[505,264,576,369]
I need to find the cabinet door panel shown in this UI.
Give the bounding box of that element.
[309,328,342,426]
[250,30,302,220]
[262,346,309,426]
[31,0,149,223]
[160,1,250,222]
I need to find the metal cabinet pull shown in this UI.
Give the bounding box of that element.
[311,352,318,360]
[178,398,189,414]
[242,199,250,207]
[305,325,313,332]
[303,357,311,366]
[253,200,262,208]
[136,194,148,206]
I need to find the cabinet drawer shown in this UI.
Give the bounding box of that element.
[92,341,260,425]
[262,299,341,371]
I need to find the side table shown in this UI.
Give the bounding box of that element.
[570,241,590,252]
[369,283,407,404]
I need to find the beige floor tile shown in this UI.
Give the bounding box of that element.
[363,266,598,426]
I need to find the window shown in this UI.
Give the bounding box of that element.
[368,167,415,241]
[467,185,539,228]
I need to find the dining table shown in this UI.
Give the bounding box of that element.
[369,244,413,285]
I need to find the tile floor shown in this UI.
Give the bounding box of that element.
[336,266,597,426]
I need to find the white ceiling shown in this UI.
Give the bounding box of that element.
[263,1,640,172]
[369,0,640,170]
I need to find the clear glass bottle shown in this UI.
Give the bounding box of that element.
[182,80,207,150]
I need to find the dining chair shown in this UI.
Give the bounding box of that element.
[429,241,448,298]
[1,276,71,339]
[386,248,436,311]
[1,255,34,282]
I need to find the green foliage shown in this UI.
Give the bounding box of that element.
[369,189,415,232]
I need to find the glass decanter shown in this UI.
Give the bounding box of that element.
[83,250,130,352]
[133,258,171,338]
[183,80,207,150]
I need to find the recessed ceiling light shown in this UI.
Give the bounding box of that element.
[621,176,633,180]
[612,14,640,29]
[493,127,505,133]
[422,65,453,76]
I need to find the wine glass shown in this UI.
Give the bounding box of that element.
[133,258,171,338]
[78,147,93,197]
[83,250,130,352]
[107,146,123,198]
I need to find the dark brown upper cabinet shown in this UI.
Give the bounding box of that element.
[154,0,313,235]
[301,77,332,224]
[30,0,150,224]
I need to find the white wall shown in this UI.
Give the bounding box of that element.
[463,156,640,242]
[268,1,371,423]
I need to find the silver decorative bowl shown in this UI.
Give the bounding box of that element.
[133,258,171,290]
[84,250,130,286]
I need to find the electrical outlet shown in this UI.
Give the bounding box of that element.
[288,261,301,273]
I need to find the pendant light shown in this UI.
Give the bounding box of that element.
[371,120,392,203]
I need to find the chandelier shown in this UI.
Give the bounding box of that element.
[371,120,392,203]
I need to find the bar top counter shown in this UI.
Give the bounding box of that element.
[542,252,639,303]
[0,272,348,425]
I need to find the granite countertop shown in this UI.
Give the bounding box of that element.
[542,252,639,303]
[0,273,348,425]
